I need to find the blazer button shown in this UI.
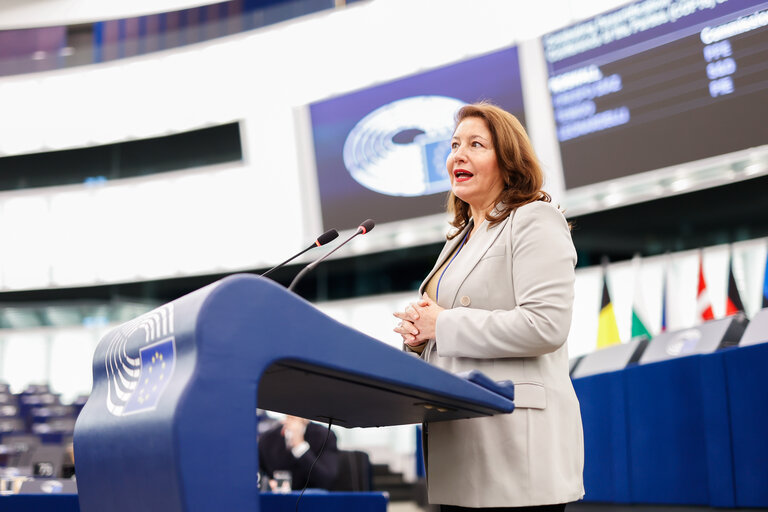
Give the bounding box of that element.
[460,295,471,307]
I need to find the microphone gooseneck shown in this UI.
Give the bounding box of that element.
[288,220,375,293]
[261,229,339,278]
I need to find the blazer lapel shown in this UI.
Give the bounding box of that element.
[418,220,474,295]
[436,214,511,308]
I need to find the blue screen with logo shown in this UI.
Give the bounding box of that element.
[308,46,526,231]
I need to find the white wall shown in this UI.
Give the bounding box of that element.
[0,163,278,291]
[0,325,107,402]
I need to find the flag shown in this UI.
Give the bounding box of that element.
[631,257,651,339]
[122,337,176,415]
[763,251,768,309]
[661,263,668,332]
[697,254,715,323]
[725,257,744,316]
[597,272,621,348]
[631,307,651,339]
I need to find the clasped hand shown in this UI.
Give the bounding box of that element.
[393,293,444,346]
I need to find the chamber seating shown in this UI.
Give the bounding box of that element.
[330,450,373,492]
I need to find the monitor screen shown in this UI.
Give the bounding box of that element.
[308,46,526,231]
[543,0,768,191]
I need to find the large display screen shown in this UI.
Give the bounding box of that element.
[543,0,768,190]
[308,46,526,231]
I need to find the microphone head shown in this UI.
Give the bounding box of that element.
[315,229,339,246]
[359,219,375,234]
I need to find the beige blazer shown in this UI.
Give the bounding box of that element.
[417,200,584,508]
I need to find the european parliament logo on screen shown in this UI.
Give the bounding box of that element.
[308,45,526,230]
[104,304,177,416]
[342,95,466,197]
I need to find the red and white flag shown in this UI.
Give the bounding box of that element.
[697,254,714,323]
[725,255,744,316]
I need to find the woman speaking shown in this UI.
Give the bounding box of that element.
[393,102,584,511]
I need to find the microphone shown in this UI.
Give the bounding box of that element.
[288,219,375,292]
[261,229,339,278]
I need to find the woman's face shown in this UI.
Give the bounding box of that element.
[447,116,505,214]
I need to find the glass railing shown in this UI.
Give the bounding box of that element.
[0,0,340,78]
[0,300,157,329]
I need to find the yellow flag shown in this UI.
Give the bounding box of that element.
[597,276,621,348]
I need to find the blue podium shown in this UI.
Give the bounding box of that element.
[73,274,515,512]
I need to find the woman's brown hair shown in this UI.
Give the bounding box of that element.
[447,102,551,239]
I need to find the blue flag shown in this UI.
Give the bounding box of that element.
[661,267,668,331]
[122,337,176,415]
[763,252,768,309]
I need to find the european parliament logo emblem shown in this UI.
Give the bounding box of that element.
[665,329,701,357]
[121,338,176,415]
[104,303,176,417]
[342,95,466,197]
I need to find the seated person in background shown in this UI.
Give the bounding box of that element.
[62,441,76,478]
[258,415,340,491]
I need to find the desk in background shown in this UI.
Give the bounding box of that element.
[574,341,768,508]
[1,491,388,512]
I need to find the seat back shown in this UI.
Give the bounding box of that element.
[0,417,25,436]
[1,433,41,468]
[330,450,372,492]
[29,444,67,478]
[0,404,20,418]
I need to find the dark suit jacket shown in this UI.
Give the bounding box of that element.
[258,422,340,490]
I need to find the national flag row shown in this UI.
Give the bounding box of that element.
[597,250,768,349]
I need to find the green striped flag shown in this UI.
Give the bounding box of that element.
[631,308,651,339]
[631,256,651,339]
